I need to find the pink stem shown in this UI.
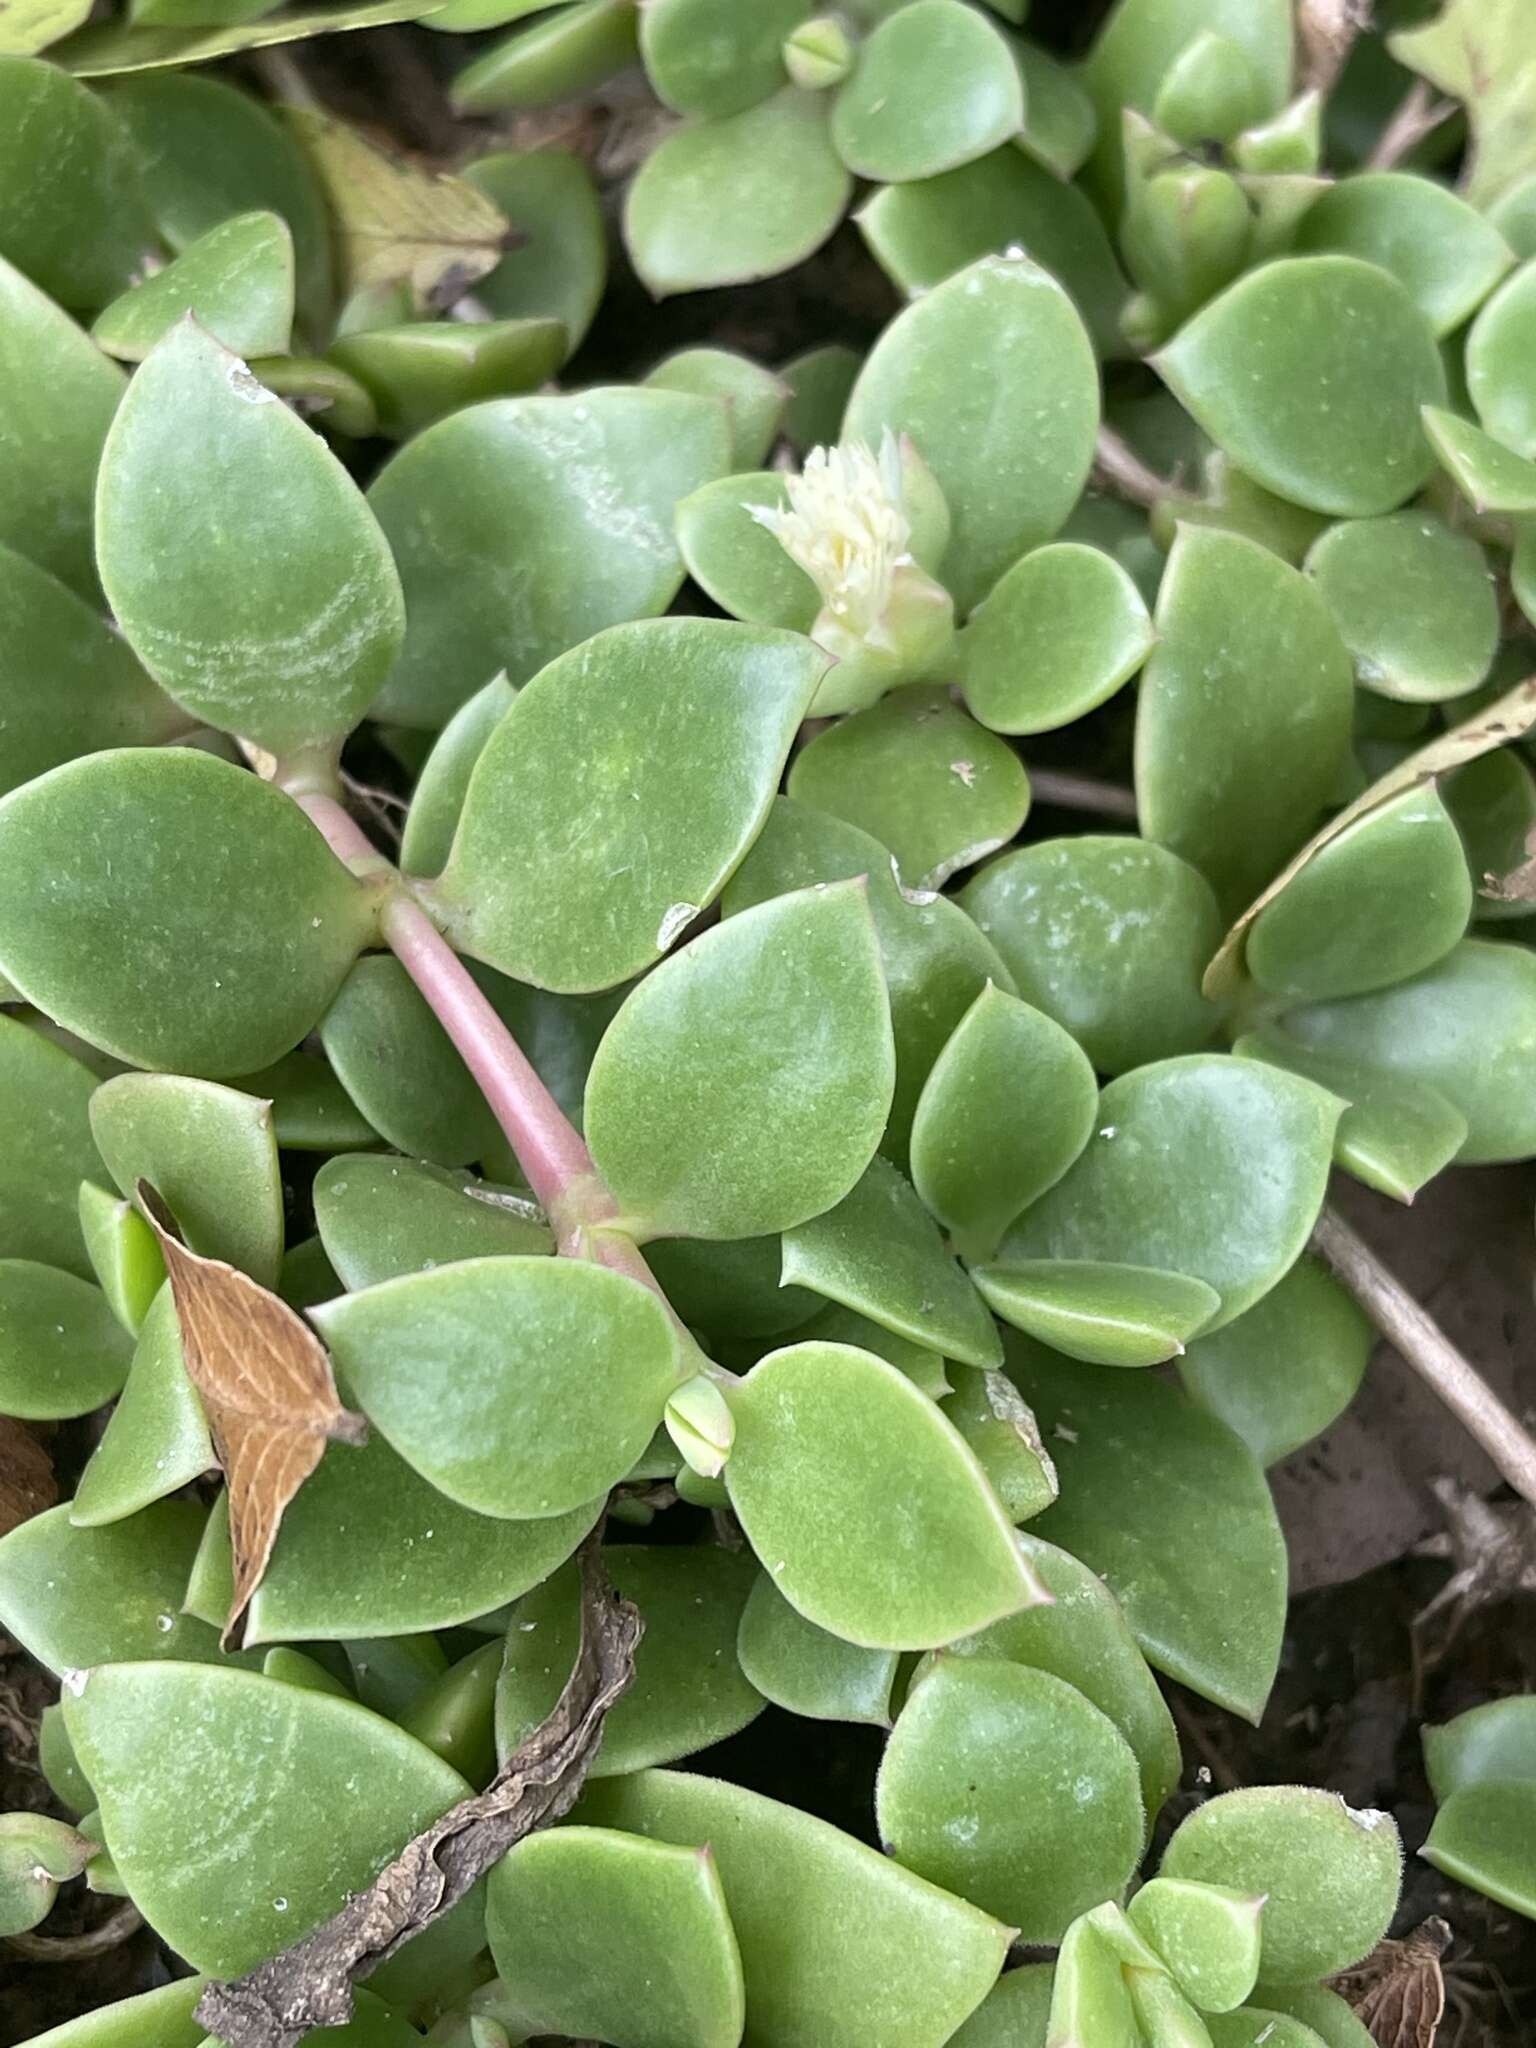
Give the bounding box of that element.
[293,789,612,1241]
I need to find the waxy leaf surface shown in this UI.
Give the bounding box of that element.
[438,619,824,992]
[724,1341,1037,1649]
[65,1660,470,1974]
[313,1257,681,1518]
[0,750,377,1076]
[585,882,894,1241]
[579,1769,1013,2048]
[96,319,404,754]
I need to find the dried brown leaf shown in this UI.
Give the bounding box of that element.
[137,1182,365,1646]
[1334,1916,1450,2047]
[1204,674,1536,999]
[284,107,509,312]
[1484,818,1536,904]
[0,1416,56,1537]
[195,1531,641,2048]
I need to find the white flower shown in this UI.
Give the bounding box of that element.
[752,431,913,647]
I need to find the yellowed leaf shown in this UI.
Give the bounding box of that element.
[285,107,509,312]
[1204,673,1536,1000]
[139,1182,365,1645]
[0,1416,56,1538]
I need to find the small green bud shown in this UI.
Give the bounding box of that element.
[784,16,856,91]
[665,1371,736,1478]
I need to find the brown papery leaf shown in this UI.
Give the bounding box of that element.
[1204,673,1536,999]
[195,1531,642,2048]
[1334,1916,1450,2048]
[137,1181,366,1646]
[284,107,509,313]
[0,1416,57,1537]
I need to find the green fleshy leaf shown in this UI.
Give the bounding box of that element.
[937,1364,1058,1524]
[877,1656,1143,1941]
[327,318,567,439]
[1446,746,1536,922]
[1254,1986,1374,2048]
[0,750,377,1076]
[96,318,404,753]
[90,1073,283,1285]
[1161,1787,1402,1985]
[1154,256,1444,517]
[434,618,824,993]
[1136,524,1354,917]
[0,543,186,798]
[78,1183,165,1334]
[623,89,851,296]
[1243,783,1472,1000]
[951,1528,1182,1827]
[858,147,1126,360]
[106,71,332,340]
[70,1286,213,1526]
[314,1257,682,1518]
[1280,937,1536,1164]
[1295,171,1512,336]
[319,957,497,1169]
[242,1048,376,1153]
[584,881,893,1241]
[0,253,125,598]
[794,1300,950,1397]
[788,685,1030,895]
[0,1979,210,2048]
[399,674,516,880]
[488,1827,745,2048]
[0,0,91,53]
[0,1016,100,1278]
[1046,1915,1138,2048]
[1235,1026,1468,1204]
[1424,1696,1536,1800]
[1002,1055,1341,1330]
[960,836,1223,1076]
[781,1155,1001,1369]
[948,1963,1054,2048]
[92,210,294,361]
[910,984,1097,1263]
[38,1703,94,1814]
[1177,1254,1371,1467]
[65,1660,471,1975]
[245,1431,598,1644]
[781,342,862,453]
[59,0,441,76]
[465,148,605,358]
[723,798,1015,1161]
[1011,37,1097,179]
[844,252,1098,614]
[736,1573,899,1725]
[0,1499,229,1674]
[578,1769,1014,2048]
[495,1546,763,1775]
[646,1235,819,1344]
[640,0,803,116]
[0,56,152,311]
[1004,1339,1287,1721]
[450,0,639,115]
[723,1340,1039,1649]
[1422,404,1536,514]
[0,1261,132,1419]
[676,472,819,630]
[831,0,1023,182]
[958,541,1151,735]
[975,1260,1220,1368]
[645,347,788,471]
[368,388,731,730]
[1305,512,1499,703]
[1422,1780,1536,1916]
[1129,1878,1264,2014]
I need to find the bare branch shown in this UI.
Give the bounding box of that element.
[1311,1204,1536,1509]
[1367,80,1456,171]
[1298,0,1372,98]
